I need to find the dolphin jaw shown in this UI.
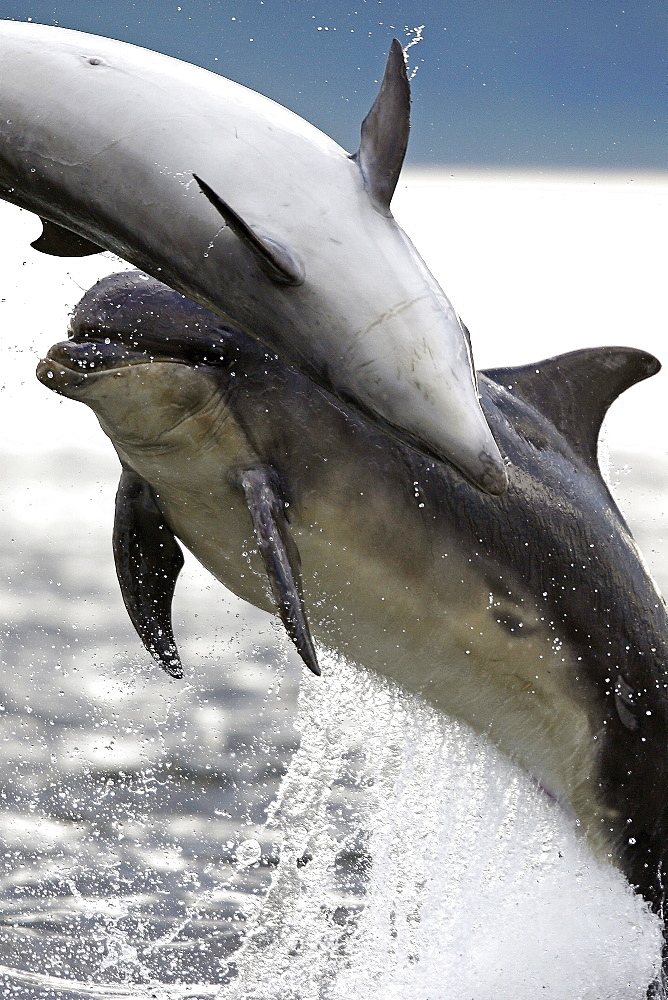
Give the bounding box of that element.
[36,353,186,407]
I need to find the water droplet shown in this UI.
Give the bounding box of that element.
[236,838,261,868]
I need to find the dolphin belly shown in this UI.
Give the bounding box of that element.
[74,388,589,835]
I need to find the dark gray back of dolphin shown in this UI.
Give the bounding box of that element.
[466,363,668,912]
[225,328,668,913]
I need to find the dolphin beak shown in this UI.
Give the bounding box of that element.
[464,442,508,496]
[361,398,508,495]
[36,356,89,396]
[450,400,509,495]
[377,377,509,496]
[435,331,509,495]
[436,433,508,497]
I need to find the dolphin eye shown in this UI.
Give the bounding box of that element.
[614,674,639,731]
[496,611,524,632]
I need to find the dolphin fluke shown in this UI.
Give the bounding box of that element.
[113,469,185,678]
[354,38,410,215]
[31,218,104,257]
[240,466,320,677]
[193,174,304,286]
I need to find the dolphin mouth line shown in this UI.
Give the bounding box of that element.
[40,356,182,377]
[35,349,192,397]
[40,340,191,378]
[62,355,187,375]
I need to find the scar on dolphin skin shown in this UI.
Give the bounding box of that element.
[353,294,433,342]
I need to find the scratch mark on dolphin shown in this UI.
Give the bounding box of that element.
[354,294,431,343]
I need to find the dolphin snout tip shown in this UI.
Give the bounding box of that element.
[447,443,508,497]
[35,358,52,384]
[36,355,85,394]
[477,455,509,496]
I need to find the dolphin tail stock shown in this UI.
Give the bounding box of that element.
[353,38,410,216]
[193,174,304,286]
[113,468,185,678]
[239,465,320,677]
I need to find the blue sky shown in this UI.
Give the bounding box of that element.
[2,1,664,168]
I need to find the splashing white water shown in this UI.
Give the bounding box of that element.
[222,656,662,1000]
[402,25,425,80]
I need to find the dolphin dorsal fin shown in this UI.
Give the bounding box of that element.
[485,347,661,469]
[31,218,103,257]
[354,39,410,216]
[194,174,304,286]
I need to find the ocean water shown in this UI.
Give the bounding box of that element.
[0,173,665,997]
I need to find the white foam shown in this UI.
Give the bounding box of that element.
[223,658,662,1000]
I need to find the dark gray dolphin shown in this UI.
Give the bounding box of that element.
[0,20,507,495]
[36,272,668,962]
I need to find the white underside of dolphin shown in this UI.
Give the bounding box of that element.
[0,19,507,494]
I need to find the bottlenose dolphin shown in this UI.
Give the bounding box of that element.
[36,272,668,944]
[0,19,506,495]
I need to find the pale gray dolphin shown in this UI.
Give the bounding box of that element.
[36,272,668,956]
[0,19,507,495]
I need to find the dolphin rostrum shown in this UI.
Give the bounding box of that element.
[36,272,668,953]
[0,20,507,495]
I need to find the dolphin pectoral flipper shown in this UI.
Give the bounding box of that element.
[240,466,320,677]
[31,218,104,257]
[113,468,185,678]
[193,175,304,287]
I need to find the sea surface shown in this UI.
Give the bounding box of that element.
[0,173,665,998]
